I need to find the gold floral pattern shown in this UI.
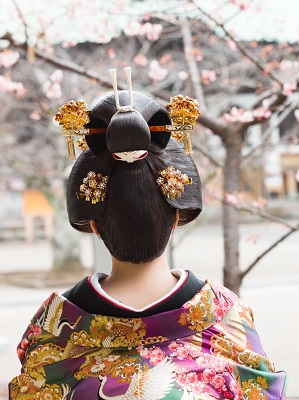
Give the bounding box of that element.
[179,290,213,331]
[242,377,268,399]
[71,316,147,348]
[211,333,263,369]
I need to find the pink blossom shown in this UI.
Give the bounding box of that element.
[148,60,168,82]
[134,54,148,66]
[193,48,203,61]
[149,347,166,365]
[0,75,26,97]
[214,307,226,321]
[50,69,63,83]
[62,40,77,48]
[43,81,62,99]
[17,347,25,361]
[141,22,163,41]
[28,323,42,337]
[201,69,216,85]
[186,372,198,385]
[168,341,179,352]
[282,82,297,96]
[30,110,42,121]
[226,39,237,51]
[230,379,242,398]
[176,372,188,386]
[225,193,239,205]
[251,197,268,209]
[20,338,29,349]
[0,50,20,68]
[176,346,190,360]
[178,71,188,81]
[252,107,272,120]
[246,235,260,244]
[239,111,254,123]
[230,0,251,10]
[222,107,242,122]
[211,374,225,389]
[107,49,116,59]
[201,368,216,383]
[125,20,142,36]
[138,347,150,358]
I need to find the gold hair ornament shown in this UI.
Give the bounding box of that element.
[55,100,90,160]
[76,171,108,204]
[157,166,192,200]
[166,94,200,154]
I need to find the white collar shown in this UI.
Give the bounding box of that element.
[89,269,188,312]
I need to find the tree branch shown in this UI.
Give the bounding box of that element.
[180,16,207,113]
[243,99,299,160]
[198,114,226,139]
[192,142,224,168]
[193,2,284,87]
[241,223,299,278]
[205,189,299,231]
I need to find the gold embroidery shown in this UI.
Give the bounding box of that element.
[211,333,262,369]
[241,377,267,399]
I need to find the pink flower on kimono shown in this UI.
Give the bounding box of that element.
[17,347,25,361]
[176,346,190,360]
[138,347,150,358]
[186,372,198,385]
[201,368,216,383]
[28,323,42,337]
[229,379,243,399]
[214,306,227,321]
[211,374,225,388]
[20,338,29,349]
[176,372,188,386]
[150,347,166,365]
[168,341,179,352]
[207,356,227,372]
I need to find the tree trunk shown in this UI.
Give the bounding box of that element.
[52,195,83,273]
[222,127,243,295]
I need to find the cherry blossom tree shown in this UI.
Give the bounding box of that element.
[0,0,298,292]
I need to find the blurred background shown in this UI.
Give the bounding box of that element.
[0,0,298,398]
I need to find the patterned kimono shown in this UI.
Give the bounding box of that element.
[9,280,287,399]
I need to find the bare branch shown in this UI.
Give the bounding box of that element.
[192,142,223,168]
[241,223,299,278]
[198,114,226,139]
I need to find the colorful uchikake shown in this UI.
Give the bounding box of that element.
[157,166,192,200]
[76,171,108,204]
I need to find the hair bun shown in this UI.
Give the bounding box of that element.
[106,110,151,153]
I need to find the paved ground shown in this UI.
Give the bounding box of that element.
[0,220,298,398]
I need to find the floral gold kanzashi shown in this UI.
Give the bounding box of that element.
[55,100,90,160]
[166,94,200,154]
[77,171,109,204]
[156,165,192,200]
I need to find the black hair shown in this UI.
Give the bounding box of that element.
[67,91,202,263]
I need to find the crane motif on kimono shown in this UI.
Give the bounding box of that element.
[98,358,176,400]
[43,294,81,336]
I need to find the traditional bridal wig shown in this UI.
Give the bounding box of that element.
[67,91,202,263]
